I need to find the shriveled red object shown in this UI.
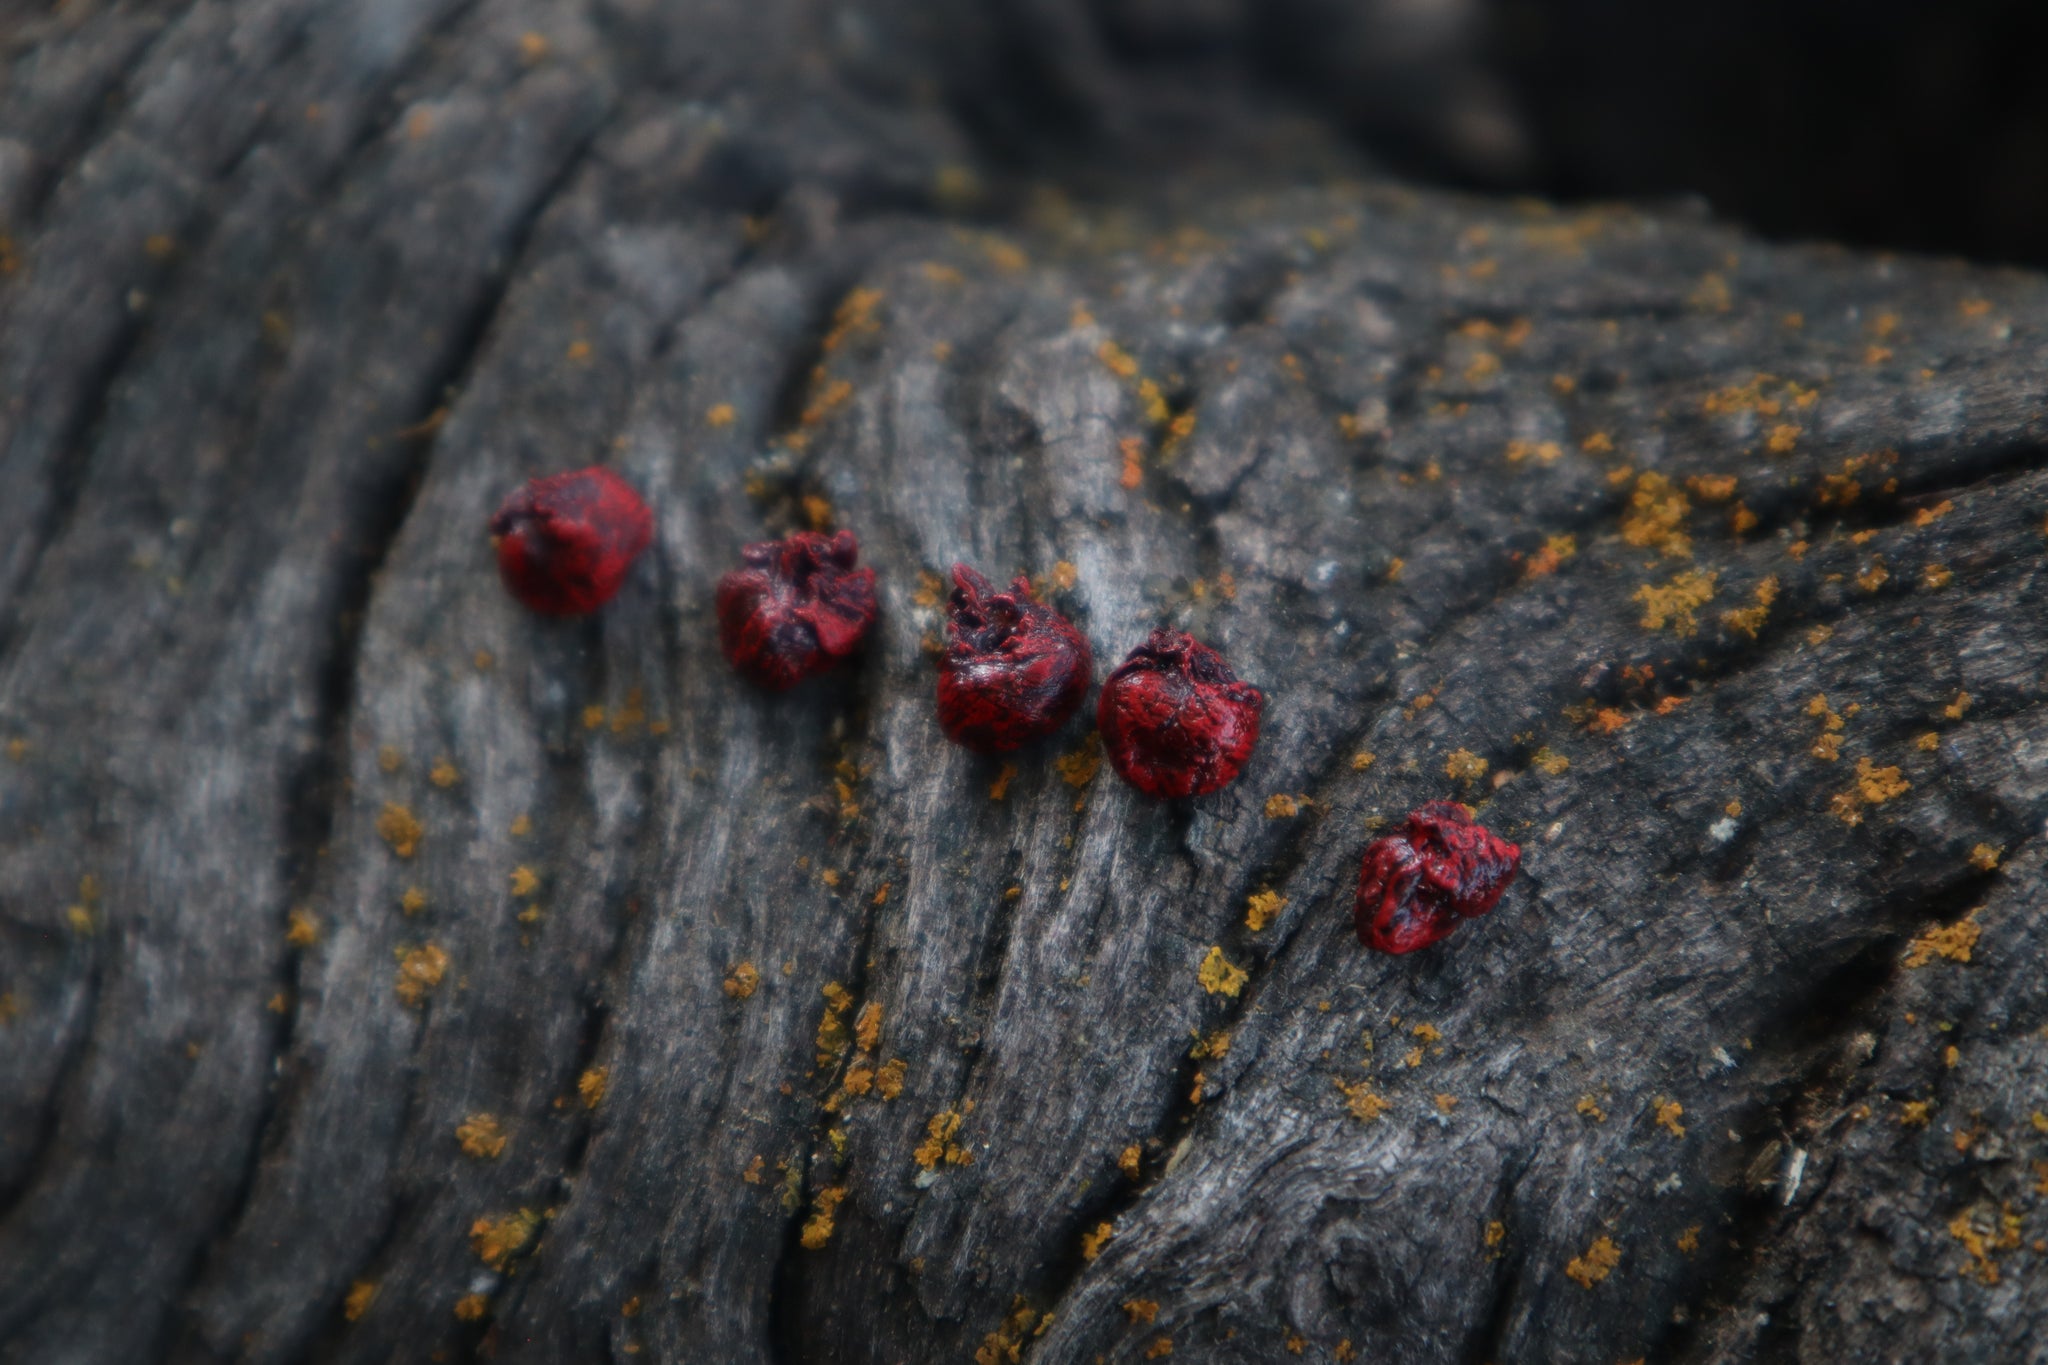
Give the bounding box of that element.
[935,564,1092,752]
[1356,801,1521,955]
[490,467,653,616]
[1098,629,1264,798]
[716,530,879,690]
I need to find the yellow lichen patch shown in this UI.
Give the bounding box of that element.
[816,982,855,1065]
[914,1110,971,1169]
[1351,750,1377,771]
[706,402,736,428]
[1950,1203,2023,1285]
[1967,843,2002,871]
[1855,561,1889,594]
[1050,560,1079,592]
[1633,570,1717,637]
[1899,1100,1933,1127]
[1677,1226,1701,1255]
[742,1155,766,1184]
[1191,1029,1231,1061]
[470,1209,541,1270]
[456,1113,508,1159]
[509,814,532,837]
[394,944,448,1007]
[1855,758,1909,804]
[1576,1095,1606,1122]
[1097,340,1139,379]
[1766,423,1801,455]
[986,763,1017,801]
[376,803,423,858]
[1922,563,1954,590]
[854,1001,883,1053]
[454,1292,489,1322]
[1653,1099,1686,1138]
[800,1186,847,1250]
[1912,499,1955,528]
[1335,1078,1390,1123]
[1116,435,1145,489]
[1197,947,1248,997]
[1730,502,1759,535]
[1504,439,1561,466]
[427,758,459,790]
[1531,747,1569,776]
[286,907,320,947]
[1485,1221,1507,1255]
[1702,374,1785,417]
[1054,732,1102,788]
[1581,431,1615,454]
[1124,1299,1160,1325]
[343,1280,377,1321]
[1719,575,1779,639]
[1264,793,1300,819]
[400,886,427,916]
[1246,890,1287,933]
[1685,473,1739,502]
[1080,1221,1115,1261]
[1523,534,1577,579]
[509,865,539,898]
[1444,749,1488,783]
[1904,911,1981,968]
[1620,472,1692,559]
[1119,1145,1143,1180]
[875,1058,906,1100]
[1944,691,1972,720]
[1433,1093,1459,1115]
[578,1066,608,1109]
[724,961,761,999]
[1564,1235,1621,1289]
[822,287,884,353]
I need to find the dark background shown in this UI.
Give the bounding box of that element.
[896,0,2048,267]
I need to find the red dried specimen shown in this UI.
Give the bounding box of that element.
[716,530,879,690]
[936,564,1092,752]
[1098,629,1264,798]
[490,467,653,616]
[1356,801,1521,954]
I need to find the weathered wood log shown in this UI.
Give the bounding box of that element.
[4,5,2048,1363]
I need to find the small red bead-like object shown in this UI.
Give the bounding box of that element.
[1097,629,1264,798]
[935,564,1093,752]
[490,467,653,616]
[715,530,879,690]
[1355,801,1521,955]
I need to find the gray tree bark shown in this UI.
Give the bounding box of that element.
[3,3,2047,1363]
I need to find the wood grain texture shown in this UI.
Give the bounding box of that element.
[3,4,2047,1363]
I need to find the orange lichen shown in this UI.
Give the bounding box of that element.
[1904,911,1981,968]
[1685,473,1739,502]
[1719,576,1778,639]
[875,1058,907,1100]
[1119,1145,1143,1180]
[376,803,423,858]
[1922,563,1954,589]
[1504,439,1562,466]
[470,1209,541,1270]
[1080,1221,1116,1261]
[914,1110,972,1169]
[1264,793,1299,819]
[1767,424,1801,455]
[1351,750,1377,771]
[1054,732,1103,788]
[400,886,426,915]
[509,865,539,898]
[1944,691,1972,720]
[1245,890,1287,933]
[800,1186,847,1250]
[986,763,1017,801]
[1564,1235,1621,1288]
[1586,708,1630,735]
[1197,947,1248,997]
[1967,843,2002,871]
[1653,1099,1686,1138]
[286,907,320,947]
[578,1066,609,1109]
[454,1292,489,1322]
[1620,472,1693,558]
[343,1280,377,1321]
[1950,1204,2023,1285]
[1335,1078,1390,1123]
[816,982,855,1065]
[1576,1095,1606,1122]
[1124,1299,1161,1325]
[1676,1226,1701,1255]
[1899,1100,1933,1127]
[394,944,448,1006]
[855,1001,883,1053]
[1097,340,1139,379]
[1530,747,1569,775]
[456,1113,508,1159]
[1444,749,1488,782]
[724,962,761,999]
[1143,1338,1173,1359]
[1634,569,1717,636]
